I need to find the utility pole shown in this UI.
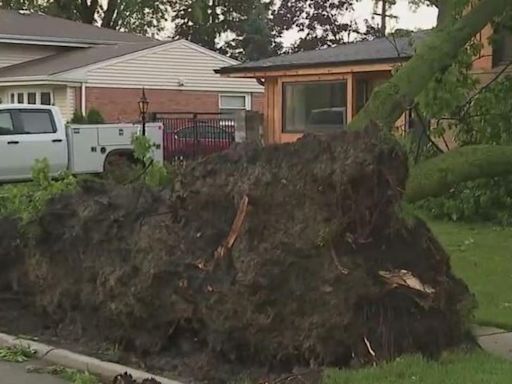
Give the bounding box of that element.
[373,0,398,36]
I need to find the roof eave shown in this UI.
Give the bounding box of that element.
[0,33,146,47]
[0,75,84,85]
[217,56,410,77]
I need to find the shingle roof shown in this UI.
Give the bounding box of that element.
[0,40,169,79]
[218,32,428,74]
[0,9,151,44]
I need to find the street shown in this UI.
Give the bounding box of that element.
[0,361,68,384]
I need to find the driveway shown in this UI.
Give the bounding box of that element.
[0,361,68,384]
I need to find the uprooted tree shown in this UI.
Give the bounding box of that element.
[1,0,511,380]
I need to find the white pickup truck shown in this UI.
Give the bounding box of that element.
[0,105,163,182]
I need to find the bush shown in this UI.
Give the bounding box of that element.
[70,109,105,124]
[70,110,86,124]
[415,176,512,225]
[86,108,105,124]
[0,159,77,222]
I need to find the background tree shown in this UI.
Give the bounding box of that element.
[221,1,282,61]
[169,0,266,51]
[0,0,171,35]
[272,0,360,53]
[0,0,39,9]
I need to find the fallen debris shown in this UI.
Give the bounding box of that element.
[379,270,436,295]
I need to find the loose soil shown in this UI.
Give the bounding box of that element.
[0,129,474,383]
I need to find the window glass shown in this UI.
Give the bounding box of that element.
[19,110,55,134]
[176,126,195,139]
[17,93,24,104]
[10,93,15,104]
[0,111,14,135]
[40,92,52,105]
[283,81,347,133]
[28,92,37,105]
[220,95,247,109]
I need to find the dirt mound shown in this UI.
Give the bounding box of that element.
[0,217,23,291]
[21,129,473,379]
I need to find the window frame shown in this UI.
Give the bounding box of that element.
[281,79,348,134]
[0,110,16,136]
[13,109,57,135]
[40,91,52,106]
[8,89,54,106]
[219,94,251,111]
[27,92,37,105]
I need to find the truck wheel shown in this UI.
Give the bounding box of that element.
[103,151,137,182]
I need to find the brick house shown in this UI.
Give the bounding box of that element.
[0,9,263,122]
[219,26,511,145]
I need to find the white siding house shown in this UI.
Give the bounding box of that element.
[63,40,262,93]
[0,9,262,122]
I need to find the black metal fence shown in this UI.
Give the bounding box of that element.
[152,112,236,161]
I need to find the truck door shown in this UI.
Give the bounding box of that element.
[0,109,27,181]
[15,108,68,177]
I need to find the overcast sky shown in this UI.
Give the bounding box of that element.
[281,0,438,46]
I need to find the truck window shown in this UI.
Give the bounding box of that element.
[0,111,14,135]
[18,110,56,134]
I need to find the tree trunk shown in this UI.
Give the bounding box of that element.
[348,0,511,132]
[101,0,119,29]
[405,145,512,202]
[79,0,99,24]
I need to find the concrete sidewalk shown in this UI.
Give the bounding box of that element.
[475,326,512,360]
[0,361,68,384]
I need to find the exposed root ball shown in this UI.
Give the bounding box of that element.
[22,129,473,372]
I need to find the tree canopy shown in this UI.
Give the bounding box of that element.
[0,0,170,35]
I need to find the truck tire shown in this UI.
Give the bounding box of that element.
[103,151,139,184]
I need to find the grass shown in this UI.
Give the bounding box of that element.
[54,368,101,384]
[428,220,512,330]
[0,344,36,363]
[27,366,101,384]
[324,350,512,384]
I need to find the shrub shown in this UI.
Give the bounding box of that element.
[70,110,86,124]
[415,176,512,226]
[86,108,105,124]
[0,159,77,222]
[132,134,172,188]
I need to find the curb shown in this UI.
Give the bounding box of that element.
[0,332,183,384]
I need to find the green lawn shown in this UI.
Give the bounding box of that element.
[428,221,512,330]
[324,350,512,384]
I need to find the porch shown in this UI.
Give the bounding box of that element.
[0,84,78,121]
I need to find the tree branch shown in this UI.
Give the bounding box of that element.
[406,145,512,202]
[458,60,512,117]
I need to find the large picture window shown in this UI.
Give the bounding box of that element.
[283,80,347,133]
